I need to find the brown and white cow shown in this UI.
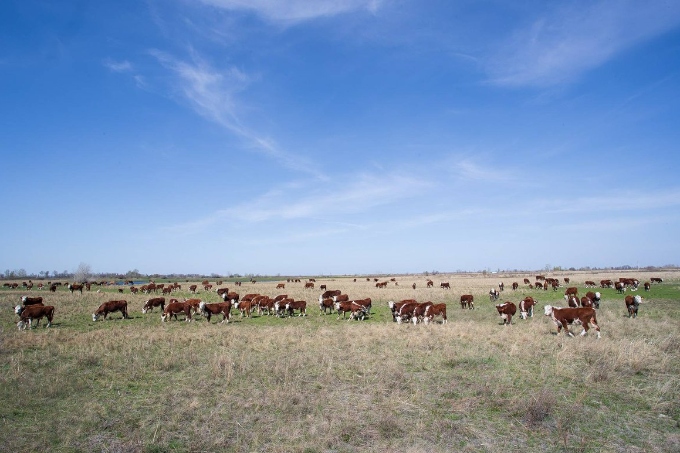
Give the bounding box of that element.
[585,291,601,309]
[496,302,517,325]
[335,301,368,320]
[519,297,535,319]
[580,296,593,308]
[644,282,650,291]
[16,304,55,330]
[411,302,434,324]
[650,277,663,283]
[93,300,129,321]
[142,297,166,314]
[394,301,418,324]
[584,280,596,288]
[423,303,447,324]
[460,294,474,309]
[544,305,601,338]
[489,289,500,301]
[440,282,450,289]
[21,296,44,307]
[564,287,578,298]
[512,282,519,291]
[304,282,314,289]
[276,283,285,289]
[285,300,307,317]
[565,295,579,308]
[319,297,335,314]
[625,295,642,318]
[198,301,231,323]
[388,299,417,322]
[350,298,372,315]
[68,283,84,294]
[321,289,341,300]
[161,301,193,322]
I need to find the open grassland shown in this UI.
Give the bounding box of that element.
[1,270,679,452]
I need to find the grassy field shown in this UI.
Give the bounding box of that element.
[1,270,678,452]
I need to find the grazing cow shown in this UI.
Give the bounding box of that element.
[68,283,84,294]
[285,300,307,317]
[625,295,642,318]
[198,301,231,323]
[523,278,531,285]
[585,291,601,309]
[498,282,504,292]
[544,305,601,338]
[534,282,544,290]
[235,299,256,318]
[49,283,57,292]
[276,283,285,289]
[584,280,596,288]
[519,297,535,319]
[650,277,663,283]
[142,297,166,314]
[304,282,314,289]
[489,289,500,301]
[189,284,198,293]
[460,294,474,309]
[216,287,230,297]
[221,291,240,304]
[319,297,335,314]
[394,302,418,324]
[335,301,368,320]
[600,279,613,288]
[580,296,593,308]
[350,298,372,315]
[388,299,417,321]
[564,277,570,284]
[644,282,650,291]
[564,287,578,298]
[254,296,275,316]
[565,295,579,308]
[376,281,388,288]
[536,275,545,281]
[162,287,172,295]
[411,302,434,324]
[21,296,44,307]
[333,294,350,303]
[512,282,519,291]
[440,282,450,289]
[93,300,129,321]
[319,284,327,291]
[183,298,202,315]
[496,302,517,325]
[615,282,626,293]
[161,301,192,322]
[427,280,434,288]
[16,305,55,330]
[423,303,447,324]
[130,286,139,294]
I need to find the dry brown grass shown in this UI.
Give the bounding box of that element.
[1,270,679,452]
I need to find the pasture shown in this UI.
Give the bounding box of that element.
[1,270,679,452]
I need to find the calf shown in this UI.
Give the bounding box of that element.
[489,288,500,301]
[565,295,579,308]
[440,282,450,289]
[388,299,417,322]
[423,303,447,324]
[585,291,601,309]
[16,305,55,330]
[496,302,517,325]
[335,301,368,320]
[544,305,601,338]
[93,300,130,321]
[411,302,434,324]
[519,297,535,319]
[142,297,166,314]
[161,301,192,322]
[198,301,231,323]
[394,302,418,324]
[285,300,307,317]
[564,287,578,298]
[460,294,474,309]
[625,295,642,318]
[319,297,334,315]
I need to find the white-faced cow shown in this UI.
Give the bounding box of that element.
[161,301,192,322]
[519,296,535,319]
[585,291,601,309]
[16,304,55,330]
[625,295,642,318]
[512,282,519,291]
[285,300,307,317]
[496,302,516,325]
[544,305,601,338]
[21,296,44,307]
[319,297,335,315]
[68,283,84,294]
[142,297,166,314]
[460,294,474,309]
[489,289,500,301]
[198,301,231,323]
[423,303,447,324]
[335,301,368,320]
[93,300,130,321]
[644,282,650,291]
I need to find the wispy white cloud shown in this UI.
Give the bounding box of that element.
[453,158,512,182]
[487,0,680,87]
[149,49,323,177]
[198,0,384,25]
[103,59,133,72]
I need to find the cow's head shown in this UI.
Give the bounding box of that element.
[543,305,554,316]
[14,305,23,315]
[92,312,100,322]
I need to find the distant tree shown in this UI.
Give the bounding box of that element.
[74,262,92,283]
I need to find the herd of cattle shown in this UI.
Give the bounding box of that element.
[9,275,663,337]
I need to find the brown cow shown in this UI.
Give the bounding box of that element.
[198,301,231,323]
[321,289,341,299]
[276,283,285,289]
[519,297,535,319]
[523,278,531,285]
[388,299,417,321]
[625,295,642,318]
[426,280,434,288]
[460,294,474,309]
[68,283,84,294]
[142,297,166,314]
[319,297,335,315]
[580,296,593,308]
[650,277,663,283]
[584,280,596,288]
[21,296,44,306]
[512,282,519,291]
[496,302,516,325]
[585,291,601,309]
[93,300,129,321]
[565,295,579,308]
[161,301,192,322]
[189,284,198,293]
[304,282,314,289]
[544,305,600,338]
[394,302,418,324]
[16,305,55,330]
[423,303,447,324]
[564,287,578,298]
[440,282,450,289]
[285,300,307,317]
[335,301,368,320]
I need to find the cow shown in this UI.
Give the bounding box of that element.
[426,280,434,288]
[584,280,596,288]
[388,299,417,321]
[335,301,368,320]
[411,302,434,324]
[216,287,230,297]
[16,305,55,330]
[394,302,418,324]
[255,296,275,316]
[183,298,202,315]
[198,301,231,323]
[235,299,256,318]
[412,283,416,290]
[350,298,372,315]
[68,283,84,294]
[544,305,601,338]
[564,287,578,298]
[564,277,570,284]
[221,291,240,304]
[519,296,535,319]
[615,282,626,293]
[440,282,450,289]
[489,289,500,301]
[319,297,335,314]
[189,284,198,293]
[285,300,307,317]
[496,302,517,325]
[565,295,579,308]
[21,296,44,307]
[376,282,388,288]
[142,297,166,314]
[580,296,593,308]
[650,277,663,283]
[161,301,192,322]
[319,284,327,291]
[321,289,341,300]
[130,286,139,294]
[534,282,544,290]
[304,282,314,289]
[600,279,613,288]
[333,294,350,303]
[93,300,129,321]
[523,278,531,285]
[49,283,58,292]
[203,283,213,291]
[276,283,285,289]
[625,295,642,318]
[585,291,601,309]
[644,282,650,291]
[512,282,519,291]
[498,282,504,292]
[423,303,447,324]
[460,294,474,309]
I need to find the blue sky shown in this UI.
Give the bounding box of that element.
[2,0,680,276]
